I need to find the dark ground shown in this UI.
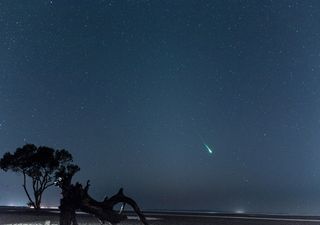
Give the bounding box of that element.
[1,207,320,225]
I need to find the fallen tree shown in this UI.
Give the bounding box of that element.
[56,165,148,225]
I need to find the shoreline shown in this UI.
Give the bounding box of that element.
[1,206,320,220]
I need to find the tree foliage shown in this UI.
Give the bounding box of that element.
[0,144,79,209]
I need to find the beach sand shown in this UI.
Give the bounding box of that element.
[1,207,320,225]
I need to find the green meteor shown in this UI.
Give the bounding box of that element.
[197,132,214,155]
[204,143,213,154]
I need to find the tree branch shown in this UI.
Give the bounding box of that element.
[22,172,35,208]
[31,177,40,209]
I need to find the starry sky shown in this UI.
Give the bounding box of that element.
[1,0,320,215]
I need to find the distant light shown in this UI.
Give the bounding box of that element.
[41,206,58,209]
[7,202,24,207]
[235,209,245,213]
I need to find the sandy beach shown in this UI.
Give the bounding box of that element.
[1,207,320,225]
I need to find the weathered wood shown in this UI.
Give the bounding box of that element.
[79,185,148,225]
[57,179,148,225]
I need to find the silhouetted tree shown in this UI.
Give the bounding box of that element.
[0,144,78,209]
[0,143,147,224]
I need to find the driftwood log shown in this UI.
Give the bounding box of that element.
[56,175,148,225]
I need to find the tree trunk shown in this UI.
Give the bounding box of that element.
[59,181,148,225]
[59,186,78,225]
[34,193,41,210]
[59,199,78,225]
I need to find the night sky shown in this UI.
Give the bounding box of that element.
[1,0,320,215]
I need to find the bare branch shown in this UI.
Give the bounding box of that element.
[60,183,148,225]
[22,172,35,208]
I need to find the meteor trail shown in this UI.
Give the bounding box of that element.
[198,133,214,155]
[204,143,213,154]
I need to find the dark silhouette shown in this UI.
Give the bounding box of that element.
[0,144,77,209]
[55,163,81,225]
[0,143,148,225]
[55,166,149,225]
